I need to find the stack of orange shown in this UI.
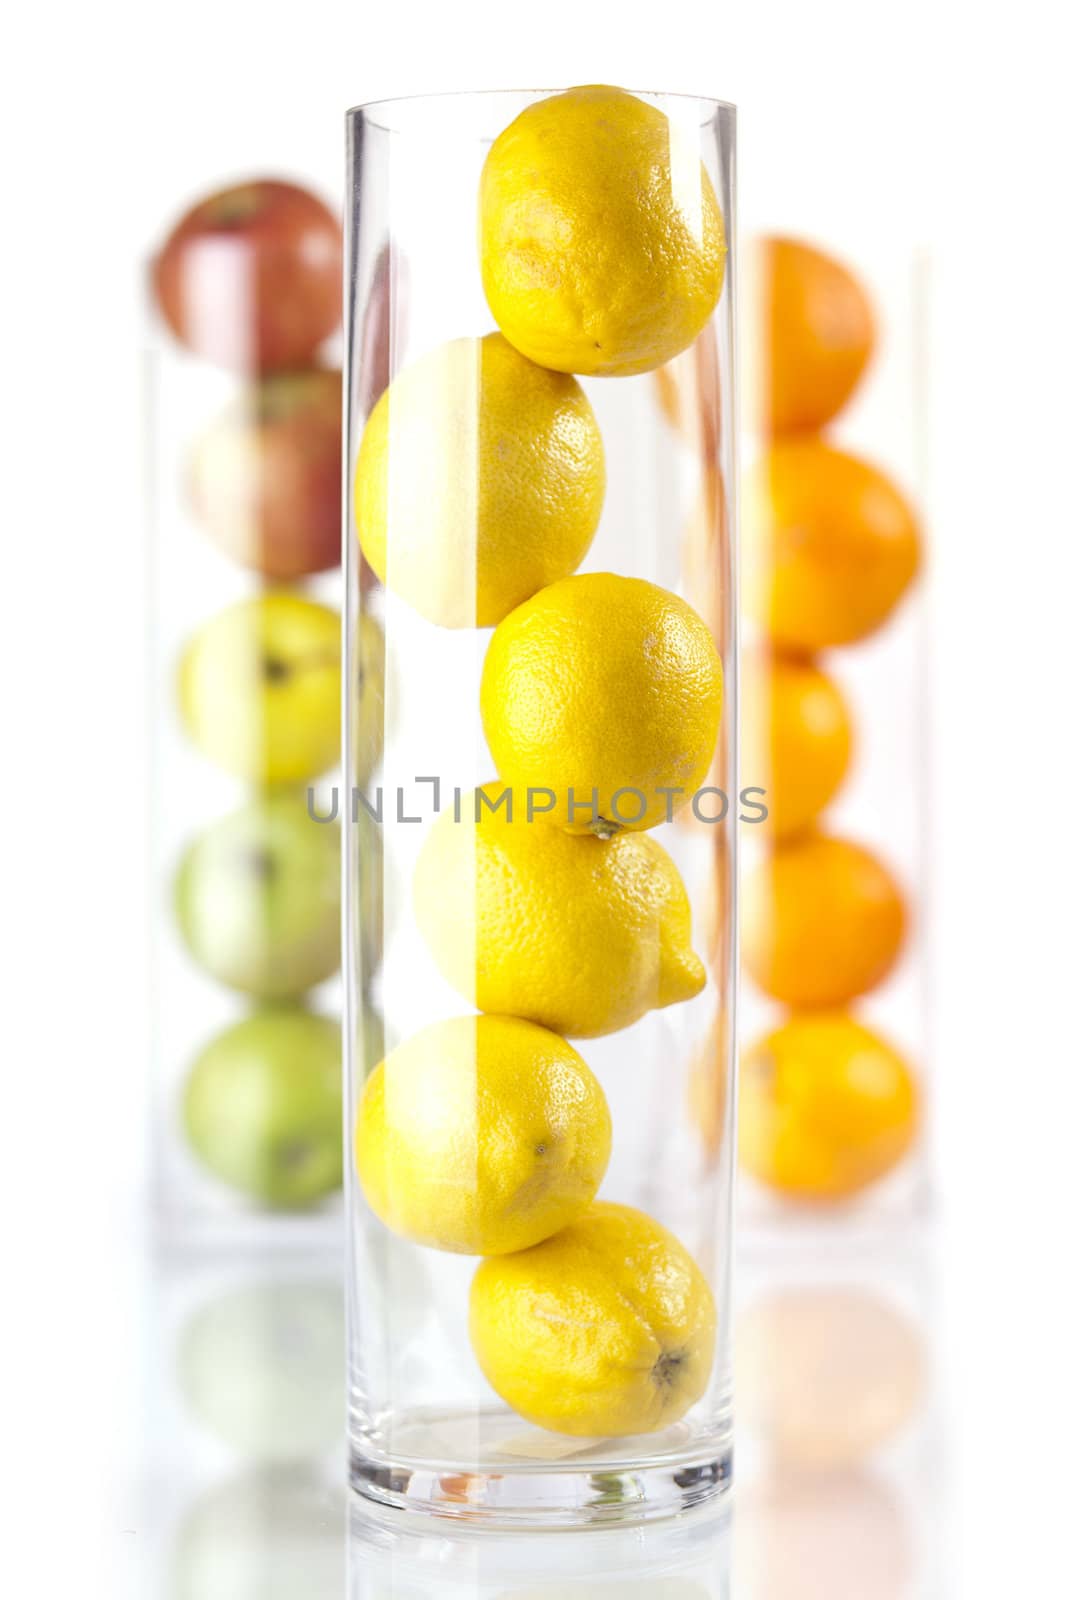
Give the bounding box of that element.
[675,239,924,1206]
[738,237,922,1206]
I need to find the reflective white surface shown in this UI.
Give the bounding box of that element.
[124,1229,939,1597]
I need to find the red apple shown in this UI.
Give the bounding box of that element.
[188,370,342,579]
[153,179,342,373]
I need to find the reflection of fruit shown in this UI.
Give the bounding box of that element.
[355,996,384,1076]
[175,793,340,1000]
[178,593,341,785]
[172,1468,345,1600]
[356,1015,610,1254]
[184,1008,343,1208]
[177,1280,345,1461]
[352,610,385,786]
[188,371,342,580]
[688,1011,730,1157]
[756,236,876,435]
[701,826,732,964]
[470,1201,716,1436]
[480,85,726,377]
[654,322,723,457]
[736,1287,926,1469]
[481,573,723,835]
[739,1013,919,1201]
[414,783,704,1038]
[681,466,730,648]
[737,1471,912,1600]
[742,439,921,649]
[741,834,907,1007]
[744,652,852,840]
[355,333,604,628]
[351,809,384,977]
[153,179,342,373]
[357,241,408,420]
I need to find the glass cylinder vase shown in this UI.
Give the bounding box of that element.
[344,87,737,1528]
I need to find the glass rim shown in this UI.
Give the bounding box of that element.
[346,86,736,128]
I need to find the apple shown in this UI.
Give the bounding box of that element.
[171,1468,345,1600]
[188,371,342,580]
[178,593,342,785]
[177,1278,344,1461]
[183,1007,343,1208]
[175,793,340,1000]
[152,178,342,373]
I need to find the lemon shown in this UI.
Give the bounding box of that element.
[414,783,705,1037]
[479,86,727,377]
[480,573,723,835]
[354,333,604,628]
[355,1014,610,1255]
[469,1201,717,1437]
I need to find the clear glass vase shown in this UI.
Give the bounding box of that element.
[344,87,737,1528]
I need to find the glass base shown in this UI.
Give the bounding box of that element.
[349,1406,733,1529]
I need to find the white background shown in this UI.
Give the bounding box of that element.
[3,1,1065,1591]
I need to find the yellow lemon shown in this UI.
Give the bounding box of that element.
[178,593,341,785]
[481,573,723,835]
[469,1201,717,1437]
[354,333,604,628]
[355,1014,610,1255]
[480,86,727,376]
[413,783,705,1038]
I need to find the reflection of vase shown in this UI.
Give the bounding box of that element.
[344,88,737,1526]
[348,1495,732,1598]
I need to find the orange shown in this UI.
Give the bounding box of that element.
[744,651,853,840]
[741,833,907,1008]
[755,235,876,435]
[738,1012,919,1201]
[742,438,921,650]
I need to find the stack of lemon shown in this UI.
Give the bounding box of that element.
[352,87,727,1439]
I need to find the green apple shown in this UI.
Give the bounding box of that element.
[177,1278,344,1460]
[178,592,342,785]
[171,1468,345,1600]
[183,1008,342,1208]
[175,793,340,1000]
